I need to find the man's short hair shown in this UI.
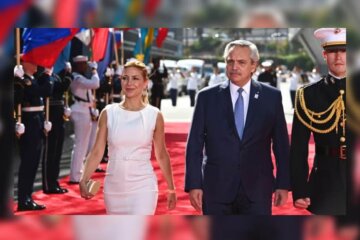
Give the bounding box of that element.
[223,40,260,63]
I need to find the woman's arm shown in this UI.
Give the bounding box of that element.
[79,108,108,198]
[153,112,175,190]
[153,112,176,209]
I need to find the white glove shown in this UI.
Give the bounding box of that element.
[44,67,53,76]
[88,61,98,70]
[65,62,72,71]
[91,108,99,118]
[110,68,115,76]
[105,67,112,77]
[63,107,71,118]
[14,65,24,78]
[115,66,123,76]
[44,121,52,133]
[15,122,25,136]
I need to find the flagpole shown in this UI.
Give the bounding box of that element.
[112,30,119,66]
[120,30,124,66]
[110,29,121,103]
[89,28,97,109]
[16,28,22,124]
[15,28,25,138]
[139,28,142,58]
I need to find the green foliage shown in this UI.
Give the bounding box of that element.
[189,37,222,54]
[268,53,314,71]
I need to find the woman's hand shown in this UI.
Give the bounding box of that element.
[167,191,177,210]
[79,180,94,200]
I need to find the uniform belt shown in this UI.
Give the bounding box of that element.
[73,95,89,102]
[50,100,64,106]
[315,145,346,160]
[22,106,44,112]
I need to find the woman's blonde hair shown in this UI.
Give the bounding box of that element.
[122,60,149,104]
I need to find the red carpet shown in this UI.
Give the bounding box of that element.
[15,123,312,215]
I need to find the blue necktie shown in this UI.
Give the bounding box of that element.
[235,88,244,139]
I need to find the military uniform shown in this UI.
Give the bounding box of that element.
[42,70,72,193]
[112,73,122,103]
[257,70,277,88]
[17,72,53,210]
[290,75,346,214]
[290,28,347,215]
[69,65,99,182]
[150,64,168,109]
[87,72,111,165]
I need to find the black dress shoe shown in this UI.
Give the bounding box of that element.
[18,199,46,211]
[101,157,109,163]
[68,181,79,185]
[95,167,106,173]
[43,187,69,194]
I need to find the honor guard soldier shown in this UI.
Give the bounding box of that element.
[290,28,347,214]
[69,55,99,183]
[16,60,53,211]
[111,61,123,103]
[42,62,72,194]
[150,58,168,109]
[87,65,113,171]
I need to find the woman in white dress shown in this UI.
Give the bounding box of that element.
[79,60,176,215]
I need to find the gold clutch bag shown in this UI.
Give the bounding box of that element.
[86,180,101,195]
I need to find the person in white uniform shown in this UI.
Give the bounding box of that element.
[79,60,177,215]
[208,65,224,87]
[69,55,100,183]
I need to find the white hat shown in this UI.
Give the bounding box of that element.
[261,60,273,67]
[72,55,88,62]
[314,28,346,49]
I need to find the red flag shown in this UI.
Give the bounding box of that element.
[144,0,161,17]
[91,28,109,61]
[156,28,168,48]
[54,0,79,27]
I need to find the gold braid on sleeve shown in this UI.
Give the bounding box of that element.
[294,87,345,136]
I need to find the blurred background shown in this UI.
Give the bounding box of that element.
[0,1,359,240]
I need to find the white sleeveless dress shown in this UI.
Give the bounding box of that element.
[103,103,159,215]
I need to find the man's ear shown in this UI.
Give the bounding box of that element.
[322,50,327,61]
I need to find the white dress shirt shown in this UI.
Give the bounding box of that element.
[187,72,199,90]
[208,73,224,86]
[230,79,251,125]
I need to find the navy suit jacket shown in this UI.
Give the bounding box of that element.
[185,80,290,203]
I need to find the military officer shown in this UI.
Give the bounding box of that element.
[42,63,72,194]
[69,55,99,183]
[16,60,53,211]
[111,61,123,103]
[150,58,168,109]
[290,28,347,214]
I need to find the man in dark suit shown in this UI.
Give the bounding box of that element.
[290,28,347,215]
[185,40,290,215]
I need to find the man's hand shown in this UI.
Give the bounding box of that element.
[14,65,24,78]
[274,189,288,207]
[294,198,311,209]
[189,189,203,212]
[88,61,98,70]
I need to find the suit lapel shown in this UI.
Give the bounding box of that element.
[219,81,238,137]
[242,80,262,142]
